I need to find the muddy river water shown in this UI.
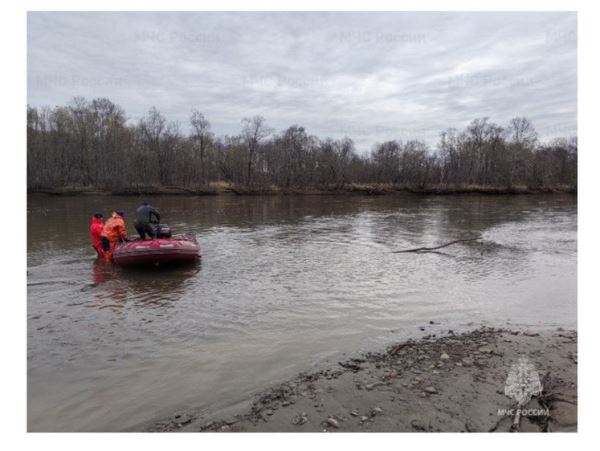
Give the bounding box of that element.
[27,193,577,431]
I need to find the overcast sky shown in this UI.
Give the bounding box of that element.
[27,11,577,152]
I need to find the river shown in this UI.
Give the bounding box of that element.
[27,193,577,431]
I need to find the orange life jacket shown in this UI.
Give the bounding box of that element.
[101,213,128,243]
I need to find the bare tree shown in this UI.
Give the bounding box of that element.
[190,110,213,185]
[138,107,167,185]
[241,116,273,186]
[26,98,577,193]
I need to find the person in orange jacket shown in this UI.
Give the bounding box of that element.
[89,212,105,258]
[101,209,128,261]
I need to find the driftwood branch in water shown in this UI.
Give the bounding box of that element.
[392,237,479,253]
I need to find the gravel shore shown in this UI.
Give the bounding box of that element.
[148,327,577,432]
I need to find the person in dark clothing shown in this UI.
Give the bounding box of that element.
[134,201,160,240]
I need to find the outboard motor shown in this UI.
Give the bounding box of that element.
[155,224,172,238]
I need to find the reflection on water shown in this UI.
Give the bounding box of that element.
[89,260,202,311]
[27,194,577,431]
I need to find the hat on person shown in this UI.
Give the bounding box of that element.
[93,212,104,219]
[116,209,125,217]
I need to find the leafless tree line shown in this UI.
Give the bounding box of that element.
[27,97,577,192]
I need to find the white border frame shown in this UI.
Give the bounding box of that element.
[4,1,595,449]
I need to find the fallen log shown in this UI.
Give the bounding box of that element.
[392,237,479,253]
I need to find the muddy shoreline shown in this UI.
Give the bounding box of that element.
[28,183,577,197]
[147,327,577,433]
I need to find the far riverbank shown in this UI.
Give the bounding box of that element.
[28,182,577,197]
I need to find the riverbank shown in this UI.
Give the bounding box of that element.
[28,182,577,197]
[147,328,577,432]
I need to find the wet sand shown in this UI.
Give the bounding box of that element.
[147,327,577,433]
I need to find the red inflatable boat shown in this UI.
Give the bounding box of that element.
[113,234,200,265]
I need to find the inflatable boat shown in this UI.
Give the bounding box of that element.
[113,233,200,265]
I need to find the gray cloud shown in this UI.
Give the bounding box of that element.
[27,11,577,151]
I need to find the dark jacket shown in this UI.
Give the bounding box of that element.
[135,204,160,225]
